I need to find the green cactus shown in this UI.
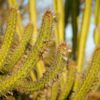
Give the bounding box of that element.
[72,48,100,100]
[0,1,100,99]
[0,8,17,71]
[2,23,33,73]
[59,61,76,100]
[16,43,69,93]
[0,10,54,96]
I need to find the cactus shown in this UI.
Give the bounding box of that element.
[16,43,69,93]
[0,1,100,100]
[2,23,33,73]
[72,48,100,100]
[0,8,17,71]
[59,61,76,100]
[0,10,54,96]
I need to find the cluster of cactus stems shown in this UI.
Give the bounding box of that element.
[0,0,100,100]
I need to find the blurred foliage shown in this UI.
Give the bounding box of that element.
[0,0,100,100]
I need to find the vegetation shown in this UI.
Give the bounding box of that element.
[0,0,100,100]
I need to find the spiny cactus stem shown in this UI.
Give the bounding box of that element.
[2,23,33,72]
[16,43,69,93]
[0,11,54,96]
[0,8,17,70]
[73,48,100,100]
